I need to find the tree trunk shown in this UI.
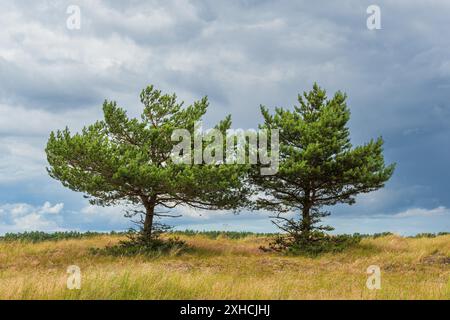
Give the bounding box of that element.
[301,186,313,237]
[301,203,312,235]
[141,195,156,238]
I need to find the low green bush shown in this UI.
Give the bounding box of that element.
[90,235,187,257]
[261,232,362,256]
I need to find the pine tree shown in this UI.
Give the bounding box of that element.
[253,84,395,251]
[46,85,249,242]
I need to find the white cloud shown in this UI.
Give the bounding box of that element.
[175,206,223,220]
[10,203,30,217]
[80,204,128,224]
[12,213,59,230]
[0,201,65,234]
[327,205,450,236]
[39,201,64,214]
[324,205,450,235]
[0,103,92,136]
[0,137,47,184]
[0,104,100,184]
[394,206,449,218]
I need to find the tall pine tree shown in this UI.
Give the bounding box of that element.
[253,84,395,250]
[46,85,249,241]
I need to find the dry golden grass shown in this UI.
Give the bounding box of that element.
[0,234,449,299]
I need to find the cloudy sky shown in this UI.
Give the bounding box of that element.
[1,0,449,235]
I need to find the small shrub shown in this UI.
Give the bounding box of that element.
[261,232,362,256]
[90,235,187,257]
[372,232,395,238]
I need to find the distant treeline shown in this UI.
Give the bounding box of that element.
[170,230,276,239]
[0,230,448,243]
[0,230,273,242]
[352,232,450,238]
[0,231,124,243]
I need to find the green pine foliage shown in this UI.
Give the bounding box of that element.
[44,83,396,255]
[252,83,395,253]
[46,85,250,244]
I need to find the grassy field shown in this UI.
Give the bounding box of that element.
[0,232,449,299]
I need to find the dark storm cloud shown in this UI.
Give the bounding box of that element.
[0,0,449,233]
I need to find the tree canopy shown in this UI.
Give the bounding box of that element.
[252,84,395,248]
[46,85,250,239]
